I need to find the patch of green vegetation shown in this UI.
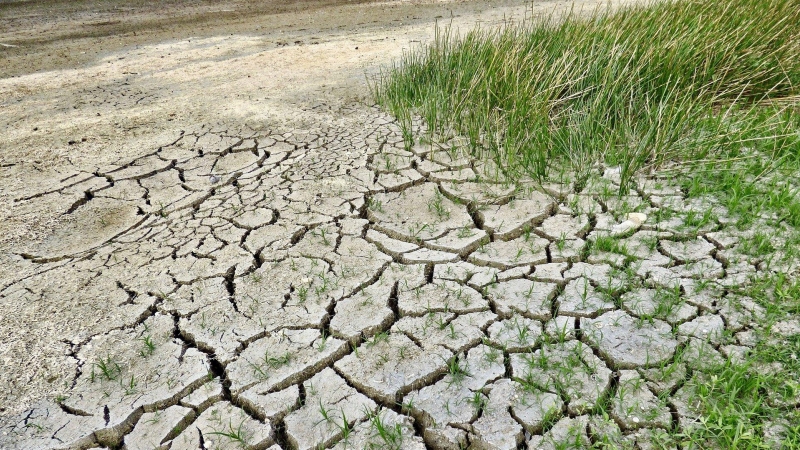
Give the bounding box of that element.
[139,334,156,357]
[443,355,471,385]
[206,419,250,447]
[91,355,122,382]
[248,350,292,380]
[375,0,800,218]
[668,274,800,448]
[428,188,451,221]
[366,409,405,449]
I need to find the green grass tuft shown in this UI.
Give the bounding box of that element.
[375,0,800,199]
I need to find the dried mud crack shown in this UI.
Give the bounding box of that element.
[2,103,795,449]
[2,0,799,448]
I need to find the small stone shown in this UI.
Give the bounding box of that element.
[611,214,647,236]
[628,212,647,224]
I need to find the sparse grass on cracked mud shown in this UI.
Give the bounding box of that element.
[3,0,800,448]
[376,0,800,447]
[376,0,800,215]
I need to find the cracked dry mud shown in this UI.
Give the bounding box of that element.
[3,105,797,449]
[2,1,798,450]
